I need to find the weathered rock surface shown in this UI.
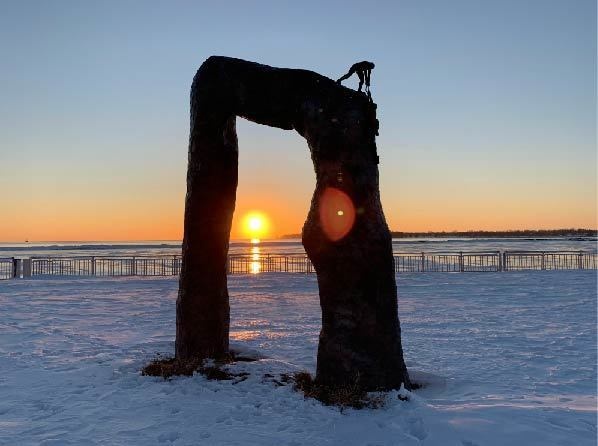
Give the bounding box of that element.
[176,56,411,390]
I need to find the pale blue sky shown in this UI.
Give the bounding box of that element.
[0,0,595,240]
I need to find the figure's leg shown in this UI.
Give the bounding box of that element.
[365,70,371,87]
[357,71,364,92]
[336,68,354,83]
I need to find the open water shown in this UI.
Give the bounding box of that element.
[0,237,595,259]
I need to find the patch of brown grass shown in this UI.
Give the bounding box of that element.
[141,351,253,382]
[142,356,199,378]
[143,353,421,409]
[291,372,387,410]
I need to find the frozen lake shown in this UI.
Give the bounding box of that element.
[0,271,596,445]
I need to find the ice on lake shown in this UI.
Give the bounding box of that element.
[0,271,596,445]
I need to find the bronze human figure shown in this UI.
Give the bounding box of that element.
[336,61,375,93]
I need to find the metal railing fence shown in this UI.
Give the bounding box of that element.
[2,251,595,279]
[393,252,501,272]
[502,251,597,271]
[29,256,182,277]
[0,258,15,280]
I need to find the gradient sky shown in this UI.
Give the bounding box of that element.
[0,0,595,241]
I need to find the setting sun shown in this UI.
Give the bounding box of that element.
[241,211,270,241]
[248,217,262,231]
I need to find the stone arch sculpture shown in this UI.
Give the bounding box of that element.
[176,56,411,390]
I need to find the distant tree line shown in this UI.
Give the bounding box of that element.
[387,229,597,238]
[280,228,597,239]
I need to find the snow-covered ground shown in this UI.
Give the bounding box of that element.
[0,272,596,445]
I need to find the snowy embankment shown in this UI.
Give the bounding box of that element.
[0,272,596,446]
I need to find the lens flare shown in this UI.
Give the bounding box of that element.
[319,187,356,241]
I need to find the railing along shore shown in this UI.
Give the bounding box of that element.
[0,251,596,279]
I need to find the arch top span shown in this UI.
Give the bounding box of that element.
[177,56,410,391]
[192,56,379,154]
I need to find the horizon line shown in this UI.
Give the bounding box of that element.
[2,228,596,244]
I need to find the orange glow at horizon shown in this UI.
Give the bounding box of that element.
[0,187,596,242]
[1,197,596,243]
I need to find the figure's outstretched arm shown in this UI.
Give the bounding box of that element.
[336,68,355,83]
[336,64,358,83]
[336,72,351,83]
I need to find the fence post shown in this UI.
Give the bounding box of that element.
[503,252,508,271]
[131,257,137,276]
[22,258,32,278]
[91,257,96,276]
[12,258,20,279]
[420,252,425,272]
[498,251,502,272]
[578,251,583,270]
[459,251,464,272]
[541,252,545,270]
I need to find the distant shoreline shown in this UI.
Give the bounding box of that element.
[2,229,596,245]
[280,229,597,239]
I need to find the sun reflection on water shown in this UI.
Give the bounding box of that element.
[250,245,260,274]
